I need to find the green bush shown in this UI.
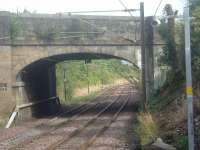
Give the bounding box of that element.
[10,16,23,41]
[56,59,139,103]
[193,56,200,81]
[176,136,188,150]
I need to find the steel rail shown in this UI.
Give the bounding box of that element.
[8,86,118,150]
[53,85,117,119]
[1,100,89,149]
[80,92,131,150]
[45,86,128,150]
[10,102,102,150]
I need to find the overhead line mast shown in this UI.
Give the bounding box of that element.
[184,0,195,149]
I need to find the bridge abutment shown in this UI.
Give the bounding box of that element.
[14,81,32,120]
[13,65,60,121]
[46,65,60,115]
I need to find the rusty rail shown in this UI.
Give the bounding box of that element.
[45,86,129,150]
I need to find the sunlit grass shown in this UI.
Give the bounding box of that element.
[135,112,158,145]
[62,91,99,105]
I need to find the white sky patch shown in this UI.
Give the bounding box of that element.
[0,0,183,16]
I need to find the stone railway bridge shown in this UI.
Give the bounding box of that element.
[0,12,155,120]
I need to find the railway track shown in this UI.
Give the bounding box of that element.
[0,85,127,150]
[44,85,132,150]
[43,85,118,124]
[80,95,130,150]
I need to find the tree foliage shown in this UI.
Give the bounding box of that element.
[158,4,178,71]
[56,59,139,102]
[10,16,23,41]
[191,0,200,82]
[192,1,200,56]
[158,2,200,83]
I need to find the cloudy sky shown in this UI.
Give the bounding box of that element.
[0,0,184,16]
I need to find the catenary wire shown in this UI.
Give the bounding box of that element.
[64,9,138,14]
[117,0,133,17]
[154,0,164,16]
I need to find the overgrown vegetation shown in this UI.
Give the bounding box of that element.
[135,112,158,145]
[136,2,200,149]
[157,4,184,87]
[33,20,58,43]
[176,136,188,150]
[56,59,139,104]
[158,4,178,71]
[70,91,99,105]
[192,0,200,84]
[10,16,23,41]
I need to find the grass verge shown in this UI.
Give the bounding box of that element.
[61,91,99,105]
[134,112,158,146]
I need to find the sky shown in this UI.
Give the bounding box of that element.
[0,0,184,16]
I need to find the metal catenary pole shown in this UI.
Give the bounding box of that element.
[140,2,146,109]
[184,0,195,149]
[63,65,67,102]
[85,59,90,94]
[87,63,89,94]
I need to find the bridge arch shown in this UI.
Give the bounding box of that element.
[12,45,139,77]
[12,47,139,118]
[17,52,137,100]
[18,51,137,76]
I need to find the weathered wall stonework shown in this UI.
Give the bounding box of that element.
[0,46,13,116]
[0,12,140,119]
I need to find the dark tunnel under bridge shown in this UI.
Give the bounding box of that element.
[16,52,139,119]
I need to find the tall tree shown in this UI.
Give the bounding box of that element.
[191,0,200,81]
[159,4,178,72]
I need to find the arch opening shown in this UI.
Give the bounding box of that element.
[16,52,138,117]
